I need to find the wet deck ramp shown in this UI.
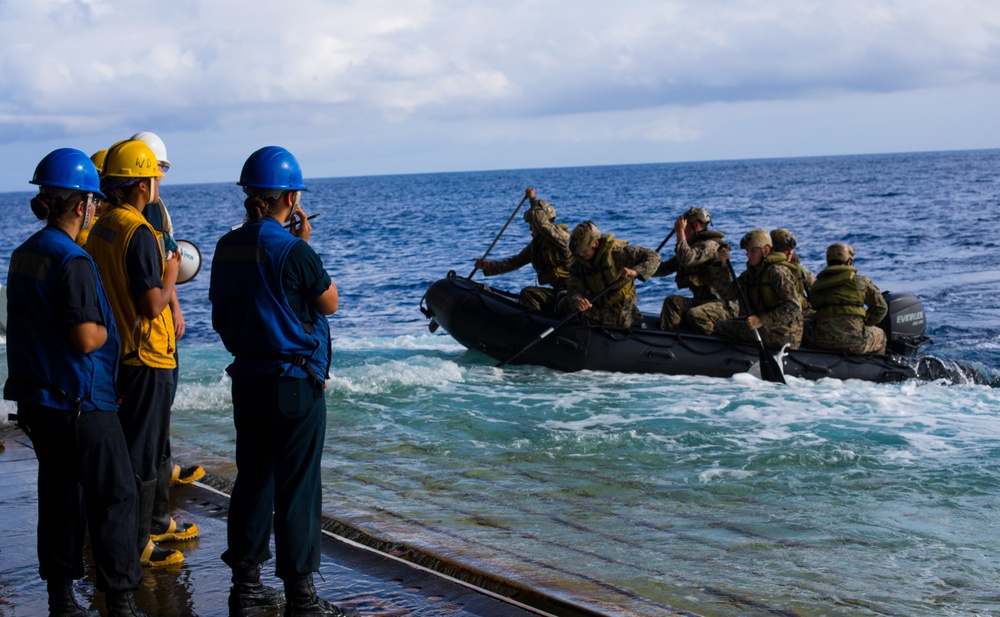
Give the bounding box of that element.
[0,426,701,617]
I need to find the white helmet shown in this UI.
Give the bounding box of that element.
[130,131,170,167]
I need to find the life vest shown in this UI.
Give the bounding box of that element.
[85,202,176,368]
[572,234,634,308]
[531,223,572,288]
[743,253,797,314]
[786,253,811,310]
[209,218,331,383]
[4,227,120,411]
[808,265,867,318]
[676,230,730,290]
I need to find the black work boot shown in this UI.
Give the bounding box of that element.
[229,565,286,617]
[46,579,99,617]
[283,575,360,617]
[105,590,151,617]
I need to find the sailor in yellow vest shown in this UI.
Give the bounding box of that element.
[85,139,191,568]
[803,242,888,354]
[130,132,189,345]
[564,221,660,328]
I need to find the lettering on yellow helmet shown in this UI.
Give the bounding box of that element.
[135,157,155,170]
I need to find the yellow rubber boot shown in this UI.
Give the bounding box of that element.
[140,539,183,567]
[150,517,200,542]
[170,464,205,485]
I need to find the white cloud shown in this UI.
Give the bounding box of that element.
[0,0,998,190]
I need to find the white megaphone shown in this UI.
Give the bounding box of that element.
[174,239,202,284]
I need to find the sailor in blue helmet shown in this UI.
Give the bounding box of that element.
[4,149,154,616]
[210,147,359,617]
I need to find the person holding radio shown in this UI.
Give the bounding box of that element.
[211,146,360,616]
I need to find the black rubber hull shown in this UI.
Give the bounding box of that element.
[424,273,995,385]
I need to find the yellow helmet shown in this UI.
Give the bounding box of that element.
[101,140,164,178]
[90,150,108,174]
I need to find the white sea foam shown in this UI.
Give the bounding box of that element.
[698,467,755,483]
[474,364,1000,471]
[539,412,638,434]
[331,334,465,352]
[327,355,466,394]
[172,373,232,412]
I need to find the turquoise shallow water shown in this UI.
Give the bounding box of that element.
[3,151,1000,615]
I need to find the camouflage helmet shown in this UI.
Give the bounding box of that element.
[770,228,797,251]
[826,242,855,264]
[739,229,772,251]
[570,220,601,255]
[524,200,556,226]
[683,207,711,224]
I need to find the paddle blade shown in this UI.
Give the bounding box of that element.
[758,349,786,384]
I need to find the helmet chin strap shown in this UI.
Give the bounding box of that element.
[148,178,158,204]
[81,194,94,231]
[284,191,301,224]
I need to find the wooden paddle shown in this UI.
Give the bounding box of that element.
[725,260,786,384]
[497,275,627,368]
[467,194,529,279]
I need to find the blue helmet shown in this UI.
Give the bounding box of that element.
[31,148,106,198]
[238,146,308,191]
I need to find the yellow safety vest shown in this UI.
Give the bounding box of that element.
[86,203,176,368]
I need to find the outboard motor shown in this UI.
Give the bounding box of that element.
[878,292,931,356]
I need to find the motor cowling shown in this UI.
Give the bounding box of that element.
[878,292,930,356]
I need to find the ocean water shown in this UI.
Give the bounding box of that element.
[3,150,1000,616]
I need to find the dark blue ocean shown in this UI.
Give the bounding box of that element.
[3,150,1000,616]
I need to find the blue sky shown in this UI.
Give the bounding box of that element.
[1,0,999,192]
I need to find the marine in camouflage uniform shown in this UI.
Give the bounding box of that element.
[476,188,572,312]
[771,228,815,318]
[714,229,804,349]
[564,221,661,328]
[654,208,738,332]
[803,242,888,354]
